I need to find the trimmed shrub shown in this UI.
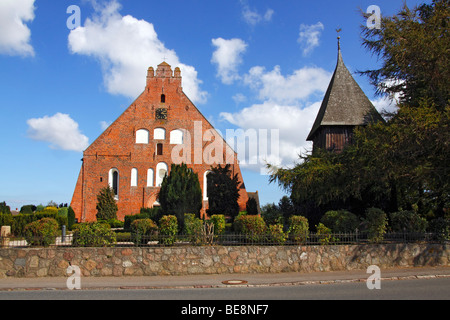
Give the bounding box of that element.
[130,219,158,245]
[364,208,388,243]
[210,215,226,235]
[389,210,428,233]
[43,206,58,215]
[267,224,287,245]
[24,218,59,247]
[184,213,204,245]
[315,223,333,245]
[288,215,309,244]
[234,215,266,242]
[321,210,359,233]
[159,215,178,245]
[72,222,116,247]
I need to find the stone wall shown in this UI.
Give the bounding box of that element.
[0,244,448,278]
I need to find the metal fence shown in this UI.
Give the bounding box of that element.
[0,231,447,248]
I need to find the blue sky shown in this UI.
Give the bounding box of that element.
[0,0,427,211]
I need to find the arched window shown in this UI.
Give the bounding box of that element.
[108,168,119,200]
[203,170,211,201]
[136,129,149,144]
[131,168,138,187]
[161,94,166,103]
[170,129,183,144]
[147,169,154,187]
[155,162,168,187]
[154,128,165,140]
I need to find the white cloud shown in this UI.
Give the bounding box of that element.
[240,1,274,26]
[244,65,331,104]
[0,0,35,57]
[232,93,247,104]
[298,22,324,56]
[27,113,89,152]
[100,120,112,131]
[220,101,321,171]
[211,38,248,84]
[221,63,331,172]
[68,0,207,104]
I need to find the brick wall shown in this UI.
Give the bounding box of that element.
[71,62,249,222]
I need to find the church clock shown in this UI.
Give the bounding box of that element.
[155,108,167,120]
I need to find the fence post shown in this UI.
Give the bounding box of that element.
[1,226,11,248]
[62,225,66,243]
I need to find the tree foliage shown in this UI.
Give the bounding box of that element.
[269,0,449,221]
[207,164,241,220]
[158,163,202,228]
[96,187,118,221]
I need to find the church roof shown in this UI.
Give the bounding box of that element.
[307,42,382,141]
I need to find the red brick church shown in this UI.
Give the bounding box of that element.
[71,62,249,222]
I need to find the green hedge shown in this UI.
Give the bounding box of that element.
[0,212,66,237]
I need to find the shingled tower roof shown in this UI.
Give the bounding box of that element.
[307,40,382,141]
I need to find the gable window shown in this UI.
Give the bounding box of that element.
[157,143,163,155]
[203,171,211,201]
[155,162,168,187]
[170,129,183,144]
[154,128,166,140]
[131,168,138,187]
[147,169,154,187]
[136,129,149,144]
[108,168,119,200]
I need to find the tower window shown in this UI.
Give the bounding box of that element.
[161,94,166,103]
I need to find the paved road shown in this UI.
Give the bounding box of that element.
[0,277,448,300]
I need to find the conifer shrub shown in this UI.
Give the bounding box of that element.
[96,187,118,221]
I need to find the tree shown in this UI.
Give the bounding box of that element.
[96,187,118,221]
[158,163,202,228]
[246,198,258,215]
[269,0,449,220]
[360,0,449,111]
[207,164,241,220]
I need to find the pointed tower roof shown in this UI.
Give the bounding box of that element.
[307,39,382,141]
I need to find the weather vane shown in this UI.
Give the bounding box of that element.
[336,27,342,50]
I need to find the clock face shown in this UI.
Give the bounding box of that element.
[155,108,167,120]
